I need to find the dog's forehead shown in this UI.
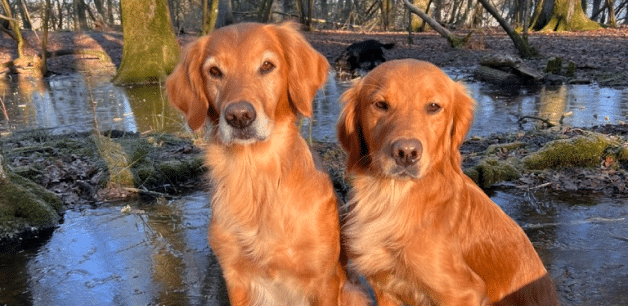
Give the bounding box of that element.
[205,24,283,63]
[362,60,453,102]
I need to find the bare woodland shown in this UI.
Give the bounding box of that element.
[0,0,626,83]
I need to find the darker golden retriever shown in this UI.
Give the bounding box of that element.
[337,59,559,305]
[166,22,367,306]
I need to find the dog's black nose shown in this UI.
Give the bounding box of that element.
[225,102,256,129]
[391,138,422,167]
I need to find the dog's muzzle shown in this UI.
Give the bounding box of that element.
[218,101,271,144]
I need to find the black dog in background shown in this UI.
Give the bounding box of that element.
[335,39,395,78]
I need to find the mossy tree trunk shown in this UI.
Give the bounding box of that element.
[532,0,601,31]
[113,0,180,84]
[201,0,219,35]
[0,0,25,59]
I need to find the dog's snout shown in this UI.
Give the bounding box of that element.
[391,138,422,167]
[225,102,256,129]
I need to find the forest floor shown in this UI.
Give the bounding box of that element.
[1,26,627,86]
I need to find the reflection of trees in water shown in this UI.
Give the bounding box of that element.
[537,86,568,127]
[145,197,229,305]
[0,74,138,133]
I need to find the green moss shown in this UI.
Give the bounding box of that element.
[157,157,204,181]
[545,57,562,74]
[0,172,63,241]
[522,132,612,169]
[465,158,521,189]
[565,61,577,77]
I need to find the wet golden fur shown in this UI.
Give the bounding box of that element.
[337,59,559,305]
[166,22,367,306]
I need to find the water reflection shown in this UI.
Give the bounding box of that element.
[0,193,229,306]
[0,74,185,136]
[486,190,628,304]
[468,83,628,137]
[1,190,627,304]
[2,73,628,140]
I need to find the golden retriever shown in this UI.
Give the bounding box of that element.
[337,59,559,305]
[166,22,367,306]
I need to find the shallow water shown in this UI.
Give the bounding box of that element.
[1,190,627,305]
[0,193,229,306]
[1,72,628,140]
[0,74,185,136]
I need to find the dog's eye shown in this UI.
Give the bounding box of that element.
[374,101,389,111]
[426,102,441,114]
[260,61,275,74]
[208,66,223,78]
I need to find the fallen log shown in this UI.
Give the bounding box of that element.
[474,65,521,87]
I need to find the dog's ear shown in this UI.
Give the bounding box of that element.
[275,22,329,118]
[451,81,475,152]
[166,36,219,131]
[337,83,368,173]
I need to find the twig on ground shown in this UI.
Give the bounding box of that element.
[518,115,555,128]
[523,217,625,229]
[123,187,177,198]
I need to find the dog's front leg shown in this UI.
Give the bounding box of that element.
[209,223,256,306]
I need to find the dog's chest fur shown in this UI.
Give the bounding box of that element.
[206,137,340,305]
[345,177,415,273]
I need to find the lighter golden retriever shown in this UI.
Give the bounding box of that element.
[166,22,367,306]
[337,59,559,305]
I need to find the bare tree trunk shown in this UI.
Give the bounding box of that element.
[56,0,63,29]
[381,0,392,30]
[73,0,78,29]
[605,0,617,26]
[306,0,313,30]
[202,0,219,34]
[477,0,538,58]
[107,0,114,24]
[591,0,603,20]
[403,0,466,48]
[42,0,51,75]
[217,0,233,27]
[93,0,105,17]
[259,0,274,22]
[18,0,32,29]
